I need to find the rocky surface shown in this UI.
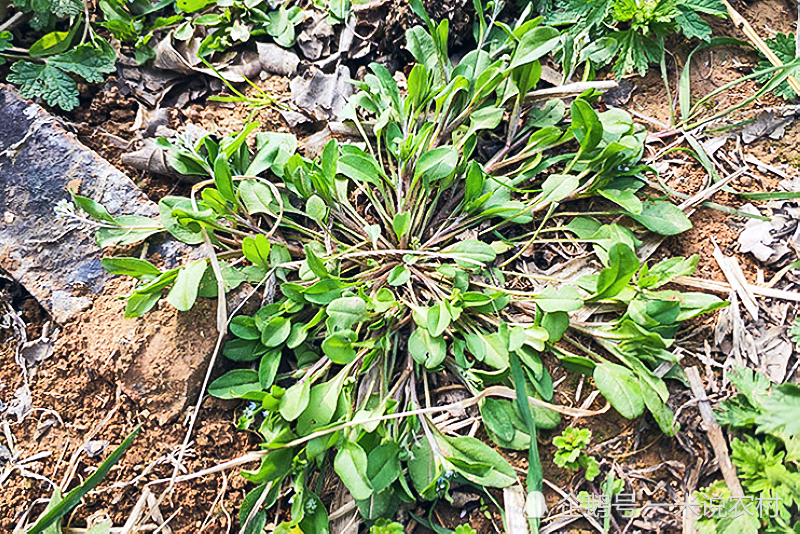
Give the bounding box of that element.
[0,85,219,424]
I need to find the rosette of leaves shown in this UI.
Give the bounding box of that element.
[541,0,727,77]
[69,2,725,529]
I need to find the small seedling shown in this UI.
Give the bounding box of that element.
[553,427,600,481]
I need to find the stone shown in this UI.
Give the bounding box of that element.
[0,85,220,424]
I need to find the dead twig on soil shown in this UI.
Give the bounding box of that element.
[674,275,800,301]
[685,367,744,498]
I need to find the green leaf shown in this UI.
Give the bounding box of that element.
[481,398,516,442]
[223,338,265,362]
[209,370,261,399]
[533,285,584,313]
[426,302,451,337]
[322,330,357,364]
[28,20,81,57]
[165,259,206,311]
[408,440,440,499]
[627,201,692,235]
[299,492,329,534]
[676,6,712,41]
[95,215,163,247]
[9,61,79,111]
[259,350,281,389]
[334,442,373,500]
[213,152,236,203]
[27,425,141,534]
[570,99,603,153]
[307,195,328,222]
[392,212,411,241]
[367,442,401,493]
[159,197,204,244]
[406,26,437,70]
[49,41,116,83]
[613,30,663,77]
[387,264,410,286]
[327,296,367,331]
[338,152,385,187]
[242,448,294,484]
[438,434,517,487]
[480,332,509,370]
[238,181,275,215]
[593,363,644,419]
[250,132,297,177]
[100,257,161,279]
[124,290,161,318]
[755,383,800,441]
[598,188,642,214]
[538,174,579,205]
[446,240,496,268]
[176,0,214,13]
[591,243,640,301]
[242,235,271,269]
[261,317,292,347]
[408,327,446,369]
[414,146,458,185]
[304,245,330,280]
[297,367,349,434]
[279,378,311,421]
[509,26,561,70]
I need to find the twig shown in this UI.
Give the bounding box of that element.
[524,80,619,103]
[0,11,26,33]
[712,242,760,320]
[685,366,744,498]
[542,478,604,532]
[675,275,800,301]
[119,488,151,534]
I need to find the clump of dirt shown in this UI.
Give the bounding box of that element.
[53,276,222,425]
[0,302,259,532]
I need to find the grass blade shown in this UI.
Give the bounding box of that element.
[27,424,142,534]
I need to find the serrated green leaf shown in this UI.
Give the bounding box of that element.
[9,61,80,111]
[49,41,116,83]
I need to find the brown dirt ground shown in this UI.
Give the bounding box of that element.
[4,0,800,532]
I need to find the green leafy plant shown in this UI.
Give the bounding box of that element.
[758,32,797,100]
[791,316,800,346]
[553,427,600,481]
[2,13,117,110]
[695,366,800,533]
[542,0,727,77]
[97,0,306,64]
[64,1,726,529]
